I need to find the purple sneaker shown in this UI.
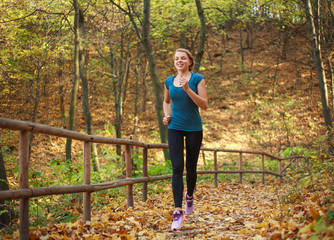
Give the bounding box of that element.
[171,210,185,230]
[184,192,194,215]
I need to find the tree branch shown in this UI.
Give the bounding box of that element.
[0,9,39,23]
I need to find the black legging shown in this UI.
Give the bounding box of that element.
[168,129,203,208]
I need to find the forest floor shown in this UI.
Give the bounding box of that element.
[3,180,332,240]
[1,24,334,239]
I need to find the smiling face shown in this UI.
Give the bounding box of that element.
[174,51,192,72]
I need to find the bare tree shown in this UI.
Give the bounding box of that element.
[65,0,80,162]
[303,0,332,130]
[0,146,10,228]
[109,0,169,159]
[66,0,100,170]
[193,0,207,73]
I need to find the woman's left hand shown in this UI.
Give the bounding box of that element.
[179,77,189,90]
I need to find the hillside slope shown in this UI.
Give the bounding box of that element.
[0,24,325,163]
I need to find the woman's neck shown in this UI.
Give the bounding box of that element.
[178,70,191,77]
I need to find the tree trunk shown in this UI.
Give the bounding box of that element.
[134,70,139,137]
[108,41,122,155]
[75,0,100,171]
[29,61,44,160]
[180,31,187,49]
[281,25,290,61]
[239,27,245,71]
[141,0,169,159]
[107,33,130,156]
[66,2,80,161]
[304,0,332,130]
[0,145,10,228]
[58,54,65,127]
[109,0,168,159]
[194,0,206,73]
[324,0,334,43]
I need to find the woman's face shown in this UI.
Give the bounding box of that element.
[174,51,192,72]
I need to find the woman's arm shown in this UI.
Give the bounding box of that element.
[183,79,208,110]
[163,85,172,125]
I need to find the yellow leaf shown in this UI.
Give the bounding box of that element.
[256,221,268,229]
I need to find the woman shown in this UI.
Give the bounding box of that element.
[163,48,208,230]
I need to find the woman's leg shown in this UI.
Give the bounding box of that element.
[168,129,185,208]
[185,131,203,197]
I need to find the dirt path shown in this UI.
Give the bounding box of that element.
[161,182,283,239]
[21,181,286,240]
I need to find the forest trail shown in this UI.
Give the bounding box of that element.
[19,181,294,240]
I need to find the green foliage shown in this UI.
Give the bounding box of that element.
[151,0,200,43]
[203,159,214,171]
[50,159,83,185]
[248,93,306,151]
[280,146,313,158]
[103,124,116,137]
[95,147,124,182]
[29,170,45,188]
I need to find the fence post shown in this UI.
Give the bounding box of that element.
[125,145,133,208]
[83,141,91,222]
[214,151,218,187]
[239,152,243,184]
[261,154,265,184]
[19,131,29,240]
[142,147,148,202]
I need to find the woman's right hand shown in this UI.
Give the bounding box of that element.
[163,115,171,125]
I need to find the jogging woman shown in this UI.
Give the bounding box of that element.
[162,48,208,230]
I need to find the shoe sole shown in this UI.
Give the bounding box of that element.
[171,214,185,231]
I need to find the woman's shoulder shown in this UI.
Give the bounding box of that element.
[164,75,176,89]
[191,73,204,83]
[192,72,204,78]
[165,75,175,84]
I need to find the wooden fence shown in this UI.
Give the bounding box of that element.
[0,117,306,239]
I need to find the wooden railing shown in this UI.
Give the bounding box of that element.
[0,117,306,239]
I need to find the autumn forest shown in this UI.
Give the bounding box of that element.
[0,0,334,239]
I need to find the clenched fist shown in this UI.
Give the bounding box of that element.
[163,115,171,125]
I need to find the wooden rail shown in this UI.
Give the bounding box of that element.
[0,117,306,239]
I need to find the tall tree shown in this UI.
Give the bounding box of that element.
[91,5,134,156]
[303,0,332,130]
[193,0,207,73]
[141,0,167,143]
[141,0,169,159]
[66,0,81,162]
[28,53,46,160]
[110,0,169,159]
[66,0,100,170]
[0,146,10,228]
[75,0,100,171]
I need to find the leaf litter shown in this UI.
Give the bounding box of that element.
[3,179,333,239]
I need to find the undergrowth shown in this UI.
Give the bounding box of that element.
[279,143,334,239]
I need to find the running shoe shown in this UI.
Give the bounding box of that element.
[171,210,185,230]
[184,192,194,215]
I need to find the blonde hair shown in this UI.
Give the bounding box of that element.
[175,48,194,71]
